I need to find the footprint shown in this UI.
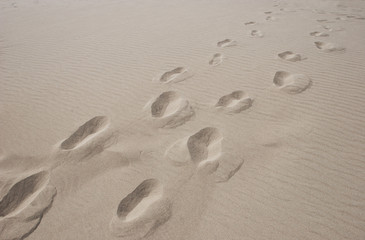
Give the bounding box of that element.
[109,179,171,238]
[264,11,272,14]
[157,67,192,84]
[60,116,109,150]
[317,19,328,22]
[322,25,344,32]
[310,31,329,37]
[165,128,243,181]
[150,91,195,128]
[277,51,304,62]
[273,71,312,94]
[0,171,56,240]
[209,53,223,66]
[217,39,236,47]
[249,30,264,38]
[215,91,253,113]
[314,41,345,52]
[0,170,50,218]
[266,16,277,21]
[244,21,256,25]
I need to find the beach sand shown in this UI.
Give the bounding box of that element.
[0,0,365,239]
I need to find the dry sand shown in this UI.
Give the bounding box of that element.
[1,0,365,239]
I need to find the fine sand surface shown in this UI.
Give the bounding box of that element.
[1,0,365,239]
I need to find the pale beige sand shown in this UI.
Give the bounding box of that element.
[1,0,365,239]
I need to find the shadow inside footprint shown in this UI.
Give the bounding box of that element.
[278,51,304,62]
[158,67,192,84]
[0,170,50,218]
[60,116,109,150]
[215,91,253,113]
[209,53,223,66]
[110,179,171,238]
[314,41,345,52]
[150,91,195,128]
[273,71,312,94]
[244,21,256,25]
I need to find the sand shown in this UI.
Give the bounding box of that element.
[0,0,365,239]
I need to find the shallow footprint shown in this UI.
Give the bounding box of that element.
[60,116,109,150]
[273,71,312,94]
[150,91,195,128]
[322,25,344,32]
[249,30,264,38]
[314,41,345,52]
[244,21,256,25]
[278,51,304,62]
[214,153,244,183]
[215,91,253,113]
[310,31,329,37]
[266,16,277,21]
[0,171,56,240]
[209,53,223,66]
[157,67,192,84]
[109,179,171,239]
[217,39,237,47]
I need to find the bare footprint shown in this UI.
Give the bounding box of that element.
[273,71,312,94]
[0,171,56,240]
[244,21,256,25]
[109,179,171,238]
[278,51,304,62]
[215,91,253,113]
[249,30,264,38]
[150,91,195,128]
[157,67,192,84]
[0,170,50,218]
[310,31,329,37]
[209,53,223,66]
[314,41,345,52]
[60,116,109,150]
[165,128,243,181]
[217,39,237,47]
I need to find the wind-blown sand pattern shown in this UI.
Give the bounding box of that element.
[1,0,365,239]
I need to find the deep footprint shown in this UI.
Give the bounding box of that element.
[215,91,253,113]
[217,39,236,48]
[60,116,109,150]
[150,91,195,128]
[278,51,304,62]
[273,71,312,94]
[314,41,345,52]
[249,30,264,38]
[209,53,223,66]
[158,67,192,84]
[110,179,171,238]
[310,31,329,37]
[0,170,50,218]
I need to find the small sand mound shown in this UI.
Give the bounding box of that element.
[273,71,312,94]
[215,90,253,113]
[61,116,109,150]
[278,51,304,62]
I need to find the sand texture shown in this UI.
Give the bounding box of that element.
[1,0,365,239]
